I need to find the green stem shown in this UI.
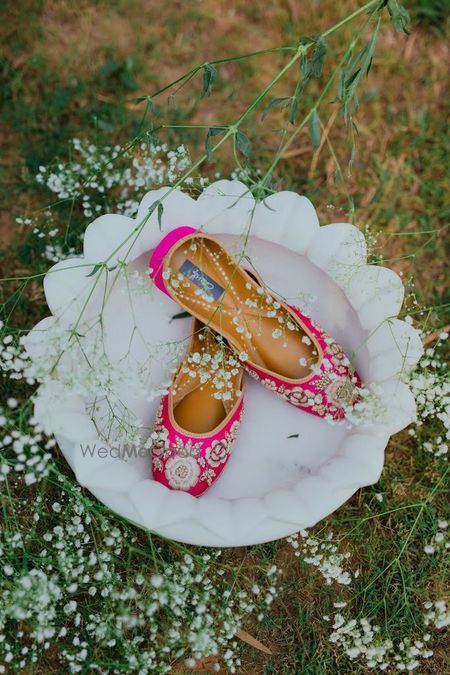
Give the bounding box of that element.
[260,11,378,186]
[322,0,379,37]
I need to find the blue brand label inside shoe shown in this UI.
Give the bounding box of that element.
[179,259,224,300]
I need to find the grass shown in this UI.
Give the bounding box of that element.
[0,0,449,673]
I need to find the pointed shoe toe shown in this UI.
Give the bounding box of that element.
[150,320,244,496]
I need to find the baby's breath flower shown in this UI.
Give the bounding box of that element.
[403,338,449,458]
[328,611,435,671]
[286,530,352,586]
[424,600,450,630]
[423,517,449,556]
[0,483,278,672]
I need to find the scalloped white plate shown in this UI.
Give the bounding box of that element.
[27,180,423,546]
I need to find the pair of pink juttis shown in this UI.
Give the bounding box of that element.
[148,226,361,496]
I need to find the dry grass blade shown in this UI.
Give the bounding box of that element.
[280,143,311,159]
[308,107,338,178]
[96,92,142,111]
[422,325,450,346]
[236,628,273,655]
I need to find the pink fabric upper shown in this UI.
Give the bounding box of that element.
[151,394,244,496]
[149,226,198,296]
[244,305,361,421]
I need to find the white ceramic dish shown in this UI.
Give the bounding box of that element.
[27,180,423,546]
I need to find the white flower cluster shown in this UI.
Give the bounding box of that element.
[423,600,450,630]
[16,140,209,266]
[43,241,77,264]
[423,518,449,555]
[0,486,279,673]
[287,519,449,672]
[405,332,449,458]
[0,409,55,486]
[36,139,199,219]
[286,530,353,585]
[345,381,388,428]
[15,212,76,264]
[326,611,434,671]
[1,317,184,447]
[0,325,33,383]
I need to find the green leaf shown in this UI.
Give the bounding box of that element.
[205,126,227,161]
[309,110,321,149]
[147,200,158,215]
[289,37,327,124]
[146,200,164,230]
[134,95,158,115]
[100,58,138,89]
[170,311,191,322]
[387,0,410,34]
[309,38,327,78]
[86,263,104,277]
[201,63,218,98]
[157,202,164,231]
[335,21,380,121]
[289,94,303,125]
[345,67,362,89]
[235,131,251,157]
[261,96,291,121]
[347,25,379,97]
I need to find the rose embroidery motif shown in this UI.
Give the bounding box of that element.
[228,419,241,437]
[151,407,243,491]
[254,368,359,416]
[325,377,359,408]
[152,435,168,457]
[206,439,229,467]
[152,406,170,458]
[329,340,350,373]
[286,387,314,406]
[164,455,200,490]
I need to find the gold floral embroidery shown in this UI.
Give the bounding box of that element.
[259,378,327,414]
[286,387,314,407]
[200,468,217,486]
[325,377,359,408]
[152,405,170,459]
[205,440,228,467]
[151,407,242,488]
[164,455,200,490]
[328,340,351,374]
[152,457,164,472]
[173,436,203,458]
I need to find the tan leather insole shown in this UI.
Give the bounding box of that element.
[167,237,318,380]
[172,323,242,434]
[174,382,226,433]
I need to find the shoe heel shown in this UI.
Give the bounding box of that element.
[149,226,199,296]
